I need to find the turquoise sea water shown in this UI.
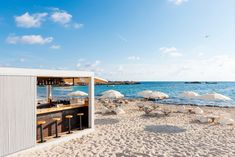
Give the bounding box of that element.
[38,82,235,107]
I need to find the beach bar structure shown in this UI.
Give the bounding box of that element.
[0,67,107,156]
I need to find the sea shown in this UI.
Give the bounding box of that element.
[38,82,235,107]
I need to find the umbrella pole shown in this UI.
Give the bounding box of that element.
[47,85,52,103]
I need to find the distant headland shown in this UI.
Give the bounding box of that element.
[96,81,141,85]
[185,81,217,84]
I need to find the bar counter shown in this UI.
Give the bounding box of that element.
[36,104,89,141]
[37,104,88,115]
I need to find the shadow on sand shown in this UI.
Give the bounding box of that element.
[140,114,170,119]
[95,118,120,125]
[144,125,186,134]
[116,152,151,157]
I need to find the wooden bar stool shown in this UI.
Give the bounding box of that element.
[65,115,73,134]
[77,113,84,130]
[37,120,46,143]
[52,118,61,138]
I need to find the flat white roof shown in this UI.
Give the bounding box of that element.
[0,67,94,77]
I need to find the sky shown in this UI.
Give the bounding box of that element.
[0,0,235,81]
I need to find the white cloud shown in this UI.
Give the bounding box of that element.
[14,9,82,29]
[74,23,84,29]
[160,47,183,57]
[173,55,235,81]
[51,10,72,25]
[19,58,25,62]
[169,0,188,5]
[198,52,204,57]
[127,56,140,61]
[101,55,235,81]
[85,60,101,68]
[15,12,48,28]
[50,44,61,49]
[78,58,85,62]
[50,8,83,29]
[6,35,53,45]
[117,65,124,72]
[76,59,103,73]
[76,63,81,68]
[116,34,128,42]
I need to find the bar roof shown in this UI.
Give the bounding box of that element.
[0,67,108,83]
[0,67,94,77]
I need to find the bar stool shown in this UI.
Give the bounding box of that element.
[77,113,84,130]
[65,115,73,134]
[37,120,46,143]
[52,118,61,138]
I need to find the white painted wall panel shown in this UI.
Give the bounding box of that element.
[0,76,36,157]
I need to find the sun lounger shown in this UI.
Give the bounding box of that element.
[196,114,222,123]
[178,106,186,113]
[218,117,234,125]
[196,115,213,123]
[114,107,125,115]
[194,107,204,114]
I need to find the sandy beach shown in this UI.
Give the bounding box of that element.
[1,1,235,156]
[10,99,235,157]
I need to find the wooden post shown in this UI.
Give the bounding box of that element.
[88,77,94,129]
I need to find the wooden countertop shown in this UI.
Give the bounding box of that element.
[37,104,88,115]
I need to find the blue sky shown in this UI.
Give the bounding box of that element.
[0,0,235,81]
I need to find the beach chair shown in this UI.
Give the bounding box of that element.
[162,109,171,116]
[136,103,145,110]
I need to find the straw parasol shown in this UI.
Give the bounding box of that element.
[137,90,153,98]
[198,93,231,101]
[180,91,199,99]
[101,90,121,95]
[138,90,169,99]
[100,90,124,99]
[148,91,169,99]
[67,91,88,97]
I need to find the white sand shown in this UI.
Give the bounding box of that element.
[11,100,235,157]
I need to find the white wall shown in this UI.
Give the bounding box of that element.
[0,76,36,156]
